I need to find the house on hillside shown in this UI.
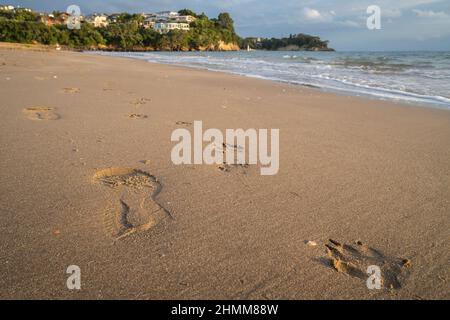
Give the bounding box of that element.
[175,15,196,23]
[0,5,14,11]
[16,7,32,12]
[155,11,179,21]
[156,11,179,18]
[86,14,109,27]
[39,14,55,26]
[142,13,156,19]
[154,22,190,33]
[40,13,69,26]
[107,13,121,23]
[57,12,70,23]
[141,12,157,28]
[143,17,156,29]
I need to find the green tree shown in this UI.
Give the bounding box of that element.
[178,9,197,17]
[100,21,142,50]
[0,8,39,22]
[166,30,188,51]
[69,23,105,48]
[139,27,161,50]
[217,13,234,31]
[0,8,242,51]
[114,13,144,24]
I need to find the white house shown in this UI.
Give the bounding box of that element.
[155,11,179,21]
[154,22,190,33]
[175,15,196,23]
[107,13,121,23]
[156,11,179,18]
[0,5,14,11]
[142,13,157,19]
[17,7,32,12]
[86,14,109,27]
[143,17,156,29]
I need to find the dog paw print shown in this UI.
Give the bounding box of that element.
[324,239,411,289]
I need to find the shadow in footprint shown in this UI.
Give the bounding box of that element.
[128,113,148,119]
[63,87,80,94]
[176,121,192,126]
[23,107,60,120]
[93,167,172,240]
[323,239,411,289]
[217,163,249,173]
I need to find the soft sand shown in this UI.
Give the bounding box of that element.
[0,46,449,299]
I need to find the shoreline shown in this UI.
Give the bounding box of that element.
[88,49,450,112]
[1,47,449,299]
[89,49,450,111]
[2,42,448,111]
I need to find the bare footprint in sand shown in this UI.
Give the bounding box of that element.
[217,162,249,173]
[214,143,250,174]
[128,113,148,119]
[23,107,60,120]
[130,98,151,106]
[93,167,172,240]
[324,239,411,289]
[63,87,80,94]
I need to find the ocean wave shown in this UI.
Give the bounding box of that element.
[330,58,417,73]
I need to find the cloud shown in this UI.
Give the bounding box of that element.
[412,9,449,18]
[383,9,402,18]
[301,7,333,22]
[339,20,360,28]
[302,8,322,20]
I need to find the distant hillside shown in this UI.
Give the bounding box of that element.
[0,7,333,52]
[240,34,334,51]
[0,7,240,51]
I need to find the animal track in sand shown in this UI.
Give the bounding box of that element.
[93,167,172,240]
[128,113,148,119]
[23,106,60,120]
[324,239,411,289]
[63,87,80,94]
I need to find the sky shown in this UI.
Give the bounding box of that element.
[5,0,450,51]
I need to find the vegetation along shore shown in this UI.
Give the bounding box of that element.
[0,6,333,51]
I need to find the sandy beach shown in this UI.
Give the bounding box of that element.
[0,45,449,299]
